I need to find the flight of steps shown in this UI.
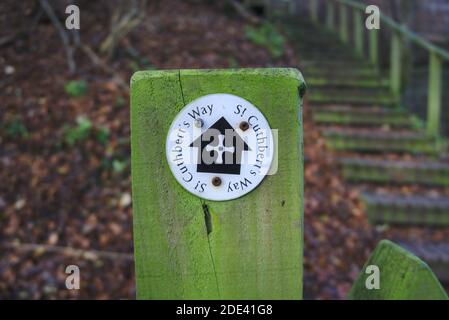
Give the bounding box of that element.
[284,18,449,285]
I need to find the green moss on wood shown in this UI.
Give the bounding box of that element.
[349,240,448,300]
[131,68,305,299]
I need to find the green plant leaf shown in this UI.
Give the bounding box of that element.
[64,80,88,98]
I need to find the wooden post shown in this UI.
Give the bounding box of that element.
[310,0,318,22]
[339,3,348,43]
[390,32,402,98]
[264,0,272,19]
[287,0,296,15]
[131,68,305,299]
[349,240,448,300]
[354,10,364,56]
[326,1,335,30]
[427,52,443,137]
[369,29,379,68]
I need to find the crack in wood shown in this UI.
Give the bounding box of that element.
[201,202,221,297]
[202,203,213,235]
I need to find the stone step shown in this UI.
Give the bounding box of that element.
[362,193,449,226]
[283,24,341,42]
[323,129,440,154]
[340,158,449,186]
[301,59,372,67]
[312,106,415,127]
[295,39,345,48]
[397,242,449,283]
[305,74,385,85]
[286,32,344,45]
[310,86,389,95]
[283,20,358,57]
[300,54,363,64]
[301,60,374,70]
[307,89,396,106]
[298,49,358,58]
[291,31,342,41]
[306,77,389,89]
[303,66,380,78]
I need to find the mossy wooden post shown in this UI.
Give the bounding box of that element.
[285,0,295,15]
[131,69,305,299]
[310,0,318,22]
[369,29,379,68]
[349,240,448,300]
[354,10,364,57]
[326,1,335,30]
[390,31,402,99]
[427,52,442,137]
[339,3,349,43]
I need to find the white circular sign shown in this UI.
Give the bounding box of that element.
[166,93,274,201]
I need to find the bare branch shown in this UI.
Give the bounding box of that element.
[2,242,133,261]
[38,0,78,73]
[99,0,148,59]
[227,0,261,24]
[80,44,128,89]
[38,0,126,86]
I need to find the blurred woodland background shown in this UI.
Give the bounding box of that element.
[1,0,449,299]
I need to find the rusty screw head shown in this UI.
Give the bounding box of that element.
[211,176,222,187]
[194,118,204,128]
[239,121,249,131]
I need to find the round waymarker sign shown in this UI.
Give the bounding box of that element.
[166,93,274,201]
